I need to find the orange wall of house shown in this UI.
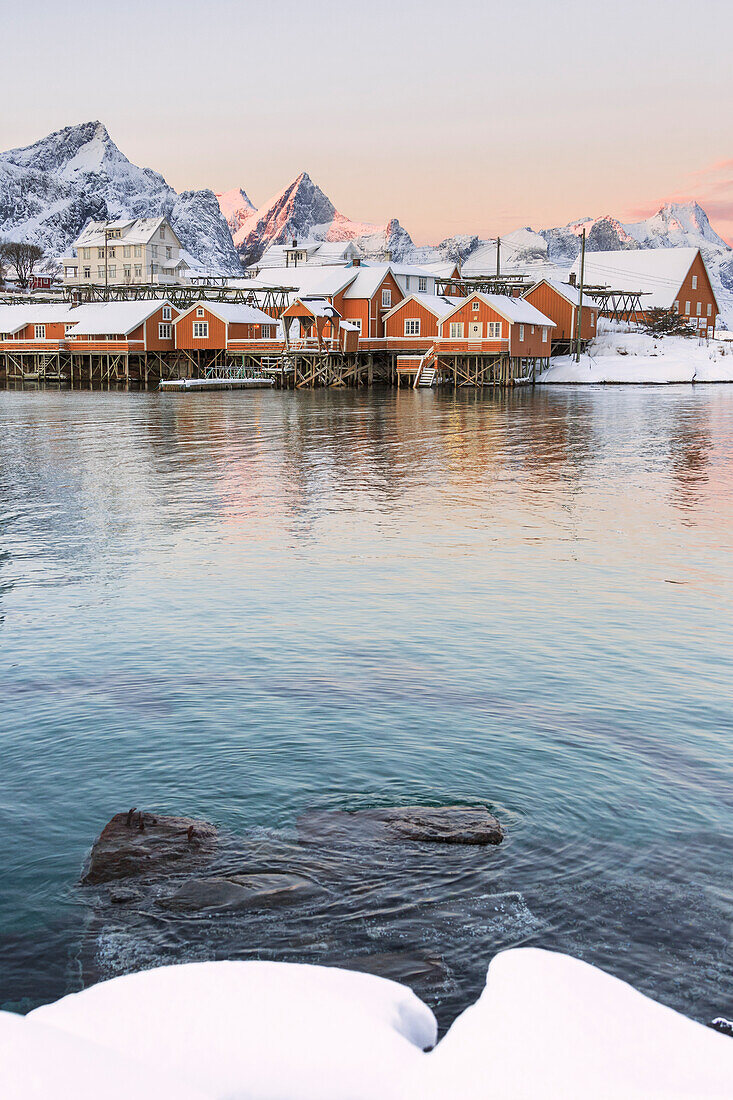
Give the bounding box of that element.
[144,305,179,351]
[510,319,551,356]
[175,308,227,350]
[440,298,508,335]
[384,299,441,339]
[373,272,403,337]
[339,298,369,337]
[439,297,550,356]
[228,321,274,340]
[13,320,68,340]
[524,284,597,342]
[675,253,718,329]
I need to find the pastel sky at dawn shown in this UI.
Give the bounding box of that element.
[3,0,732,244]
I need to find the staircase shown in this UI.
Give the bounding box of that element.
[413,345,437,389]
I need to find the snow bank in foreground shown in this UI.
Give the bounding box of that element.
[0,1010,208,1100]
[28,960,436,1100]
[539,329,733,384]
[4,950,731,1099]
[416,948,733,1100]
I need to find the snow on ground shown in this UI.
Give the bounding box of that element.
[416,948,733,1100]
[0,950,729,1099]
[28,960,436,1100]
[539,323,733,384]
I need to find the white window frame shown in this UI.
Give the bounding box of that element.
[34,324,46,339]
[404,318,420,336]
[691,275,698,290]
[707,303,712,317]
[134,245,142,258]
[685,301,691,315]
[97,266,105,279]
[83,267,91,279]
[542,327,548,343]
[472,301,480,311]
[519,325,525,341]
[449,322,463,339]
[381,288,392,308]
[160,226,166,239]
[196,307,205,317]
[487,321,502,338]
[158,323,172,340]
[418,277,428,293]
[193,321,209,339]
[696,302,701,316]
[162,306,172,321]
[349,318,362,333]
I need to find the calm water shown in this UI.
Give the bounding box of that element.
[0,385,732,1023]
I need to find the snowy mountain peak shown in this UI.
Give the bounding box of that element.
[0,121,241,274]
[215,187,256,236]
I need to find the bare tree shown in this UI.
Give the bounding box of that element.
[0,241,44,290]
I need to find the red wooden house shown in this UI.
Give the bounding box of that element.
[383,294,462,344]
[523,279,598,345]
[65,300,179,353]
[437,293,555,356]
[0,305,76,351]
[174,301,278,350]
[337,266,404,339]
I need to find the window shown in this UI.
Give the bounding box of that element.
[196,307,205,317]
[418,277,427,293]
[158,323,172,340]
[82,247,90,261]
[590,314,595,328]
[166,247,172,259]
[134,265,142,277]
[405,277,410,290]
[65,323,75,334]
[404,318,421,336]
[83,267,91,279]
[123,266,131,279]
[97,266,105,279]
[108,265,116,278]
[381,288,392,308]
[449,322,464,339]
[472,301,480,311]
[707,303,712,317]
[97,248,105,259]
[685,301,690,315]
[108,248,116,258]
[162,306,172,321]
[487,322,502,338]
[193,322,209,338]
[349,318,362,332]
[531,325,535,334]
[696,302,702,316]
[34,324,46,339]
[674,300,679,313]
[134,245,142,258]
[519,325,525,341]
[691,275,698,290]
[123,245,131,259]
[151,245,158,258]
[542,327,548,342]
[151,264,158,275]
[160,226,165,239]
[261,325,273,339]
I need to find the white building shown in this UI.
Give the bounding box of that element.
[62,217,189,287]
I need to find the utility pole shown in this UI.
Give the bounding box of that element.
[575,228,586,363]
[496,237,501,278]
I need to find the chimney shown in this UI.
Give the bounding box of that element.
[384,249,392,262]
[292,238,297,248]
[569,272,577,286]
[352,257,361,267]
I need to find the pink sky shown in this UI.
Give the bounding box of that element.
[2,0,732,247]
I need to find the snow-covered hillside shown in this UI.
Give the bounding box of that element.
[0,122,242,274]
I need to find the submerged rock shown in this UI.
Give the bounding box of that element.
[82,811,217,885]
[156,873,324,913]
[300,806,503,847]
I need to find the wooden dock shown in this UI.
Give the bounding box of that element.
[159,377,275,392]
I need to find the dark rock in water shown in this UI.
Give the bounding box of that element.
[107,885,142,905]
[329,950,447,988]
[81,811,217,885]
[300,805,503,846]
[710,1017,733,1037]
[156,872,323,913]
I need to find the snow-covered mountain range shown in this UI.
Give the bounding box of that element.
[1,121,731,322]
[0,122,242,274]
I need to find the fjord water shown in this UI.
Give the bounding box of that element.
[0,386,731,1022]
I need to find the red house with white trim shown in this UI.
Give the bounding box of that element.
[174,301,278,350]
[438,293,555,356]
[523,278,598,345]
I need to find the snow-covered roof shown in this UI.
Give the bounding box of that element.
[568,247,705,309]
[292,297,340,318]
[249,267,357,299]
[0,304,77,334]
[175,300,275,326]
[74,217,181,249]
[256,239,362,269]
[442,293,556,328]
[65,300,172,336]
[383,293,463,321]
[525,278,595,309]
[342,266,394,299]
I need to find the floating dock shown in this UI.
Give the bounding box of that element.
[158,377,275,392]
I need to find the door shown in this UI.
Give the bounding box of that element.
[469,321,482,341]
